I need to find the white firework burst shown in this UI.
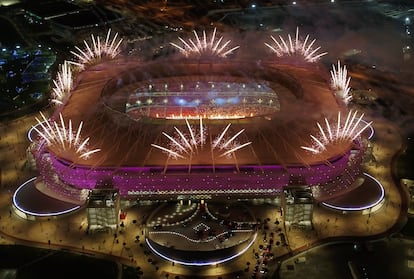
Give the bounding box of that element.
[330,61,352,104]
[301,110,372,154]
[69,29,123,69]
[170,28,240,58]
[51,61,73,106]
[33,112,101,160]
[151,118,206,159]
[212,123,252,158]
[265,27,327,63]
[152,119,251,159]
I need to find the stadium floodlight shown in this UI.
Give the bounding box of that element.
[170,28,240,58]
[301,110,372,154]
[33,112,101,160]
[265,27,327,63]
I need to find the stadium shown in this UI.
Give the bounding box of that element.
[10,28,384,265]
[19,28,373,209]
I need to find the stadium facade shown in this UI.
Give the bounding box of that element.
[26,29,372,206]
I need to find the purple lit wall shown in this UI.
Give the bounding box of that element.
[33,139,367,201]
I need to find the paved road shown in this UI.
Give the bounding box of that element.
[280,237,414,279]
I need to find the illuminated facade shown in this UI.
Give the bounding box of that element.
[26,28,373,205]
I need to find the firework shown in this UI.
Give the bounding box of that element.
[33,112,101,159]
[330,61,352,103]
[301,110,372,154]
[265,27,327,63]
[152,119,251,159]
[212,123,251,158]
[69,29,123,69]
[51,61,72,106]
[170,28,240,58]
[151,118,206,159]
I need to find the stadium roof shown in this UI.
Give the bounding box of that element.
[54,57,348,169]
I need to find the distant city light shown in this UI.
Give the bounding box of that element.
[265,27,327,62]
